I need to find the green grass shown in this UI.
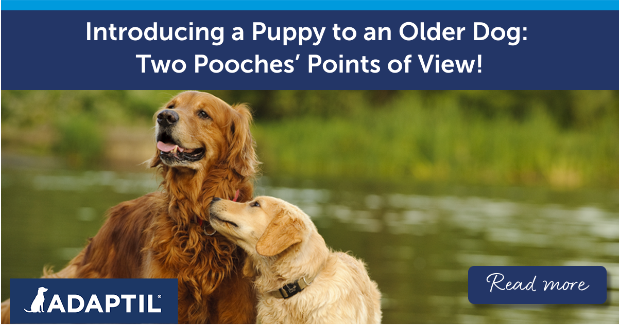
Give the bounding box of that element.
[254,94,619,188]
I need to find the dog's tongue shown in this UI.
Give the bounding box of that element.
[157,141,184,153]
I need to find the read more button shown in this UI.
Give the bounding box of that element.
[468,266,607,304]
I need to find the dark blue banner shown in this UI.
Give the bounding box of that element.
[468,266,607,304]
[10,279,178,324]
[1,10,618,90]
[3,1,619,11]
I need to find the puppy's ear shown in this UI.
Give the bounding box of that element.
[256,209,305,257]
[227,104,259,177]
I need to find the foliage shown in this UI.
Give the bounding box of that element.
[54,115,104,167]
[2,90,618,187]
[253,92,619,188]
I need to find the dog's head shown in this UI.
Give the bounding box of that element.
[150,91,258,176]
[37,287,48,293]
[209,196,313,258]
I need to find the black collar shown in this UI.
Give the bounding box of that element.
[268,276,314,299]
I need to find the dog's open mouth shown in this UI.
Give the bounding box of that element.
[157,132,205,163]
[210,214,239,228]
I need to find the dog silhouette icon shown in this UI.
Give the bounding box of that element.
[24,287,48,313]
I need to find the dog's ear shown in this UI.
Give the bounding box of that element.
[227,104,259,177]
[256,208,305,257]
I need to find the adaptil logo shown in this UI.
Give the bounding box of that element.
[24,287,48,313]
[23,287,162,314]
[11,279,177,324]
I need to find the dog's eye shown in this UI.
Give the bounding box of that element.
[250,201,260,207]
[167,104,175,109]
[198,110,210,119]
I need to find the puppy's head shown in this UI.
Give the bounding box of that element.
[38,287,48,293]
[209,196,311,258]
[150,91,258,176]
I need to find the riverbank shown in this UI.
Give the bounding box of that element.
[253,96,619,189]
[2,90,618,189]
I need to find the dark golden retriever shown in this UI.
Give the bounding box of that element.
[1,91,260,323]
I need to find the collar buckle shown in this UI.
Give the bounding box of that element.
[270,275,314,299]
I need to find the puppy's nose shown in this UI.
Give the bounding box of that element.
[157,110,179,127]
[212,197,221,202]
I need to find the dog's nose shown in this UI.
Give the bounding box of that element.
[157,110,179,127]
[212,197,221,202]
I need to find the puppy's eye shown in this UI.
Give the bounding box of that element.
[250,201,260,207]
[198,110,210,119]
[167,104,175,109]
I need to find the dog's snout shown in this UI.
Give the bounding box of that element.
[157,109,179,127]
[212,197,222,203]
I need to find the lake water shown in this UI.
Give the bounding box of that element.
[2,166,619,323]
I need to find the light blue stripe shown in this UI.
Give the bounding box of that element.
[3,1,619,10]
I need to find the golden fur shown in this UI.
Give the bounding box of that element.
[209,196,382,324]
[1,91,260,324]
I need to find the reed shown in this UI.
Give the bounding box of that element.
[254,94,619,188]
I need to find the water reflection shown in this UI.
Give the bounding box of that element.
[2,167,618,323]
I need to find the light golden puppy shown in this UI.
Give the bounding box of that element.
[209,196,382,324]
